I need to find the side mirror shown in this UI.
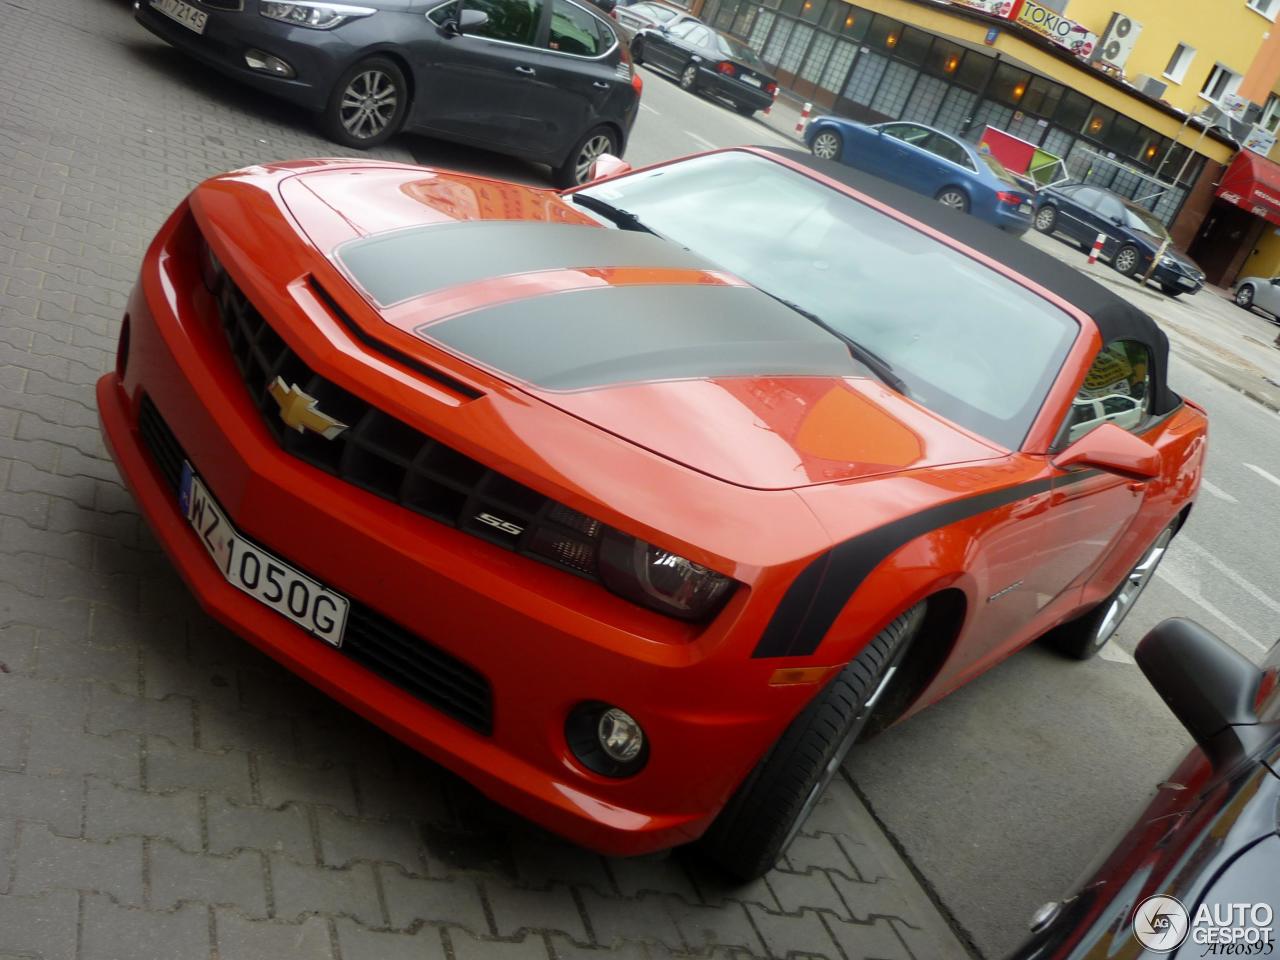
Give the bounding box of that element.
[587,153,632,183]
[1051,423,1160,481]
[441,8,488,35]
[1136,619,1270,770]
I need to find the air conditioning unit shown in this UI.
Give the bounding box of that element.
[1132,74,1167,99]
[1095,12,1142,69]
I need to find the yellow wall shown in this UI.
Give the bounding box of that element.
[1241,225,1280,279]
[1063,0,1270,113]
[873,0,1237,163]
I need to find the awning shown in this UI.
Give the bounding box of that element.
[1216,151,1280,226]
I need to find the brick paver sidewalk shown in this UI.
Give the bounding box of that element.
[0,3,969,957]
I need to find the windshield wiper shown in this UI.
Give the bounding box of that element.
[569,193,653,234]
[765,294,910,397]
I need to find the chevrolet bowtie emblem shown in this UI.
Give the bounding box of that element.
[267,377,348,439]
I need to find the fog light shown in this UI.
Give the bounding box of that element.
[566,702,648,777]
[244,49,296,78]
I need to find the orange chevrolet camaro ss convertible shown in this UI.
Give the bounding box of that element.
[98,146,1207,879]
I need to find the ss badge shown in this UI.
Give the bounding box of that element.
[475,512,524,536]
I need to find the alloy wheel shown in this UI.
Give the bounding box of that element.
[339,69,398,141]
[812,132,840,160]
[1115,247,1139,274]
[681,65,698,89]
[938,190,967,211]
[1093,527,1174,648]
[1237,286,1254,308]
[573,133,614,185]
[1034,207,1056,231]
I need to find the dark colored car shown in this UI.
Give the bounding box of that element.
[804,117,1034,234]
[613,0,697,43]
[631,21,776,116]
[136,0,642,186]
[1008,619,1280,959]
[1033,183,1206,297]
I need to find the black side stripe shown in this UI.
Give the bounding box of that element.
[752,469,1103,659]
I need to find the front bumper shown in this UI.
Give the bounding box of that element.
[98,200,827,856]
[134,0,358,112]
[1151,261,1203,293]
[989,202,1032,236]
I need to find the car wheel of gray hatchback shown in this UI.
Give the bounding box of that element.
[322,57,408,149]
[552,126,619,188]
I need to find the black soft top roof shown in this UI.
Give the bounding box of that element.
[761,147,1179,416]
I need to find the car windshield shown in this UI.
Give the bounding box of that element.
[716,33,762,65]
[576,151,1079,449]
[1122,202,1170,240]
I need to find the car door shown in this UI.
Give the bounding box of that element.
[645,17,698,71]
[519,0,620,160]
[1067,186,1114,246]
[1049,185,1092,243]
[872,122,934,188]
[410,0,546,151]
[1093,193,1134,260]
[1262,278,1280,314]
[920,131,977,196]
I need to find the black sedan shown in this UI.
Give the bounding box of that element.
[1008,619,1280,959]
[631,21,777,116]
[613,0,698,43]
[1033,182,1206,296]
[136,0,641,187]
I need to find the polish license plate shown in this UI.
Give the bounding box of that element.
[1019,202,1033,214]
[179,463,349,646]
[741,75,762,87]
[151,0,208,34]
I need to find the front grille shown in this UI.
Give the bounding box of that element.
[213,277,605,580]
[136,396,494,734]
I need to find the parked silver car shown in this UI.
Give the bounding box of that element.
[1233,275,1280,320]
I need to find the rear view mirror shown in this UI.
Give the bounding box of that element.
[1052,423,1159,481]
[587,153,632,183]
[1136,619,1271,769]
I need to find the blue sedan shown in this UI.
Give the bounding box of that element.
[804,118,1034,235]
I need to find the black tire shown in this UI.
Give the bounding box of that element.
[630,38,644,64]
[1236,284,1256,310]
[936,187,969,213]
[1113,243,1141,277]
[810,128,843,161]
[679,61,699,91]
[695,602,927,881]
[1045,521,1177,660]
[321,56,409,149]
[735,103,756,117]
[1033,205,1057,234]
[551,125,620,188]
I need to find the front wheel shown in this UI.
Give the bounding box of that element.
[1113,243,1141,277]
[321,57,408,149]
[1045,522,1177,660]
[936,187,969,213]
[679,62,699,91]
[810,129,843,161]
[551,125,619,188]
[1236,284,1256,310]
[1033,205,1057,234]
[695,602,926,881]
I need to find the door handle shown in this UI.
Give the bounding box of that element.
[514,65,536,75]
[593,80,610,89]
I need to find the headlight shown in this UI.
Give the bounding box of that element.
[597,528,734,621]
[260,1,376,29]
[1159,255,1176,267]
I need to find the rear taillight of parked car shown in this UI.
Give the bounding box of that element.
[717,61,737,76]
[766,81,778,95]
[996,191,1026,206]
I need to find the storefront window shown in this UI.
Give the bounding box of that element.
[989,63,1031,107]
[953,50,994,91]
[778,0,803,16]
[1104,114,1140,157]
[866,13,903,52]
[925,39,964,78]
[1054,90,1091,132]
[837,5,868,38]
[799,0,826,23]
[1020,77,1063,118]
[1083,104,1115,140]
[895,26,931,65]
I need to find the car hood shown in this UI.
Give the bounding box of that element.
[279,163,1003,490]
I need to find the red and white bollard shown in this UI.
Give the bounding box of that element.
[1087,232,1106,265]
[795,102,812,135]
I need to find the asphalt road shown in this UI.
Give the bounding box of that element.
[410,70,1280,958]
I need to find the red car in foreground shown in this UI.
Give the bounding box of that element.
[98,147,1207,879]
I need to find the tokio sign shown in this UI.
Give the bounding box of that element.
[1016,0,1097,57]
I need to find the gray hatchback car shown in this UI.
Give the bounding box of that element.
[136,0,642,185]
